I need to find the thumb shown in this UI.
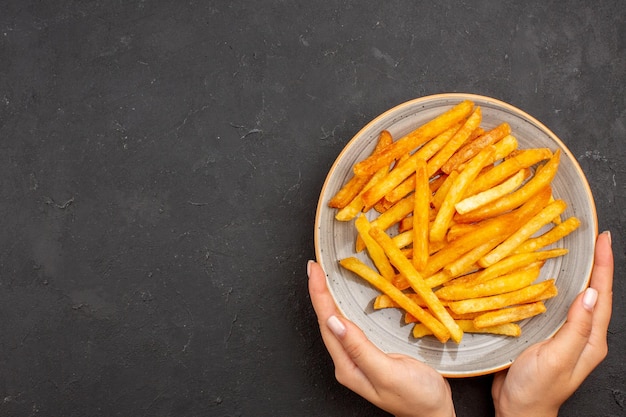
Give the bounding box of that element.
[549,286,597,366]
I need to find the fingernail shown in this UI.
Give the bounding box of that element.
[307,260,314,278]
[582,287,598,312]
[327,315,347,337]
[602,230,612,246]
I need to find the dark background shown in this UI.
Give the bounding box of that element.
[1,1,624,416]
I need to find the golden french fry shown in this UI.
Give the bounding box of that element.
[441,122,511,174]
[513,216,581,254]
[431,171,459,210]
[430,145,496,242]
[455,150,561,223]
[355,215,396,280]
[335,164,391,221]
[454,169,526,215]
[466,147,553,196]
[473,301,547,329]
[412,158,430,271]
[435,264,541,301]
[353,101,474,177]
[479,199,567,267]
[328,130,393,208]
[426,107,482,177]
[447,279,556,314]
[385,126,462,203]
[412,320,521,338]
[470,249,567,285]
[368,227,463,343]
[356,194,415,252]
[405,308,478,323]
[328,174,370,209]
[339,257,451,343]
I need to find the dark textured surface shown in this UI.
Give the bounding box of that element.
[0,1,624,416]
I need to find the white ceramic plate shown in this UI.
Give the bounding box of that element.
[314,93,598,377]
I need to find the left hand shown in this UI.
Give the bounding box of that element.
[307,260,456,417]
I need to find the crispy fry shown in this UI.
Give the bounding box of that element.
[471,250,567,285]
[356,194,415,252]
[385,126,461,203]
[479,199,567,267]
[335,164,391,221]
[355,215,396,280]
[412,158,430,271]
[353,101,474,177]
[426,107,483,177]
[339,257,451,343]
[466,148,553,196]
[447,279,556,314]
[435,264,541,301]
[441,122,511,174]
[513,216,581,254]
[455,150,561,223]
[369,227,463,343]
[473,301,547,329]
[328,130,393,208]
[430,145,496,242]
[412,320,521,338]
[431,171,459,210]
[455,169,526,215]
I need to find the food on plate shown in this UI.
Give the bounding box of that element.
[327,100,581,344]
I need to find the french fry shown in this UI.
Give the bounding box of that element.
[426,107,482,177]
[435,264,541,301]
[513,216,581,254]
[356,194,415,252]
[355,215,396,280]
[328,130,393,209]
[430,145,496,242]
[339,257,451,343]
[335,164,391,221]
[412,320,521,338]
[353,101,474,177]
[455,150,561,223]
[431,171,459,210]
[405,309,480,323]
[479,199,567,267]
[441,122,511,174]
[473,301,547,329]
[466,147,553,196]
[385,126,462,203]
[374,293,427,309]
[468,249,567,286]
[447,279,556,315]
[454,169,526,215]
[368,227,464,343]
[412,158,430,271]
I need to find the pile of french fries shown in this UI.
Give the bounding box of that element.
[328,100,581,344]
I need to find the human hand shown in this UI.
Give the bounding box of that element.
[307,260,456,417]
[491,231,614,417]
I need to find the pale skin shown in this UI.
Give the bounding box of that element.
[308,231,613,417]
